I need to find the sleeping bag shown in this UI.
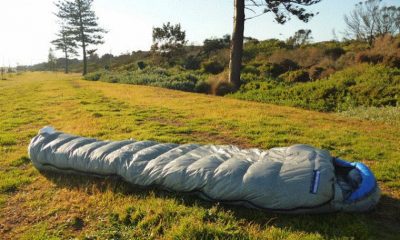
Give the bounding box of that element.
[28,126,380,213]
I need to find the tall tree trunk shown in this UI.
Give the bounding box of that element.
[64,51,69,74]
[229,0,245,90]
[77,1,87,75]
[82,44,87,75]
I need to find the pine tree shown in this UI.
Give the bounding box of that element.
[48,48,57,72]
[51,26,78,73]
[55,0,106,75]
[151,22,187,65]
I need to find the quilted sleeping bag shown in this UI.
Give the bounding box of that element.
[28,127,381,213]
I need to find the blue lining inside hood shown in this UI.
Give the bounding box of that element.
[334,158,377,203]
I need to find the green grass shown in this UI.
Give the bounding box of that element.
[338,106,400,126]
[0,72,399,239]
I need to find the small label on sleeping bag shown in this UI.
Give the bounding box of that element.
[310,170,321,194]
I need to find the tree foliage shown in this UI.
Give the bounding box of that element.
[51,26,78,73]
[245,0,321,23]
[151,22,187,59]
[286,29,313,48]
[344,0,400,46]
[203,35,231,55]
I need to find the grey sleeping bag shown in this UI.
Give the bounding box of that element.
[28,127,380,213]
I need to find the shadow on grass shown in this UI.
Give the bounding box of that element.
[42,171,400,239]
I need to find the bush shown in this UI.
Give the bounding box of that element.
[309,66,325,80]
[215,81,235,96]
[84,72,102,81]
[242,65,260,75]
[280,70,310,83]
[202,60,225,74]
[239,81,276,92]
[137,61,147,70]
[259,63,286,78]
[355,35,400,68]
[356,53,384,65]
[243,39,287,61]
[85,67,208,93]
[324,47,346,60]
[194,80,211,93]
[121,63,137,71]
[232,64,400,112]
[184,55,201,70]
[275,59,299,72]
[241,73,261,83]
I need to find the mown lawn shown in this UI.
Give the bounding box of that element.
[0,72,399,239]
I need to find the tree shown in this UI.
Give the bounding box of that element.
[48,48,57,72]
[229,0,321,90]
[344,0,400,46]
[55,0,106,75]
[203,34,231,55]
[376,6,400,36]
[87,49,99,61]
[286,29,313,48]
[51,26,78,73]
[151,22,187,65]
[0,67,5,80]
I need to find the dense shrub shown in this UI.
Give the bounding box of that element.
[243,39,287,61]
[279,70,310,83]
[84,72,102,81]
[137,61,147,70]
[268,48,325,69]
[268,57,299,72]
[194,80,211,93]
[202,59,225,74]
[324,47,346,60]
[356,53,384,65]
[355,35,400,68]
[309,66,325,80]
[89,67,208,92]
[121,63,137,71]
[184,55,201,70]
[239,81,276,92]
[259,63,287,78]
[215,81,235,96]
[241,73,261,83]
[241,65,260,75]
[232,64,400,112]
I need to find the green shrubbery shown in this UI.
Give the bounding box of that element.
[279,69,310,83]
[87,67,211,93]
[84,72,102,81]
[232,64,400,112]
[201,59,225,74]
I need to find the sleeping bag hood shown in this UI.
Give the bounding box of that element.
[28,127,381,213]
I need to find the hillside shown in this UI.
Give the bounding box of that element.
[0,72,399,239]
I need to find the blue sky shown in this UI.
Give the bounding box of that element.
[0,0,399,66]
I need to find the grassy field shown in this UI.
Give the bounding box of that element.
[0,72,399,239]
